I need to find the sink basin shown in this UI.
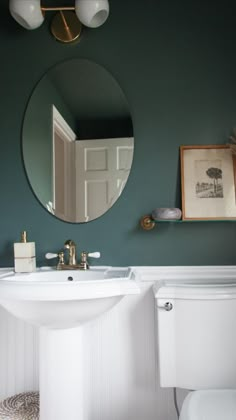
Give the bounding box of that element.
[0,266,140,420]
[0,266,139,328]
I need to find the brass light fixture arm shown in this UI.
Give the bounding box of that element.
[41,6,75,13]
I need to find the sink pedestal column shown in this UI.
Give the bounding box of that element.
[39,326,84,420]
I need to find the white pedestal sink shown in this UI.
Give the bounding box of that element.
[0,267,140,420]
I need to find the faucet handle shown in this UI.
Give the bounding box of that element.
[45,251,65,264]
[88,252,101,259]
[45,253,58,259]
[79,251,101,270]
[45,251,65,268]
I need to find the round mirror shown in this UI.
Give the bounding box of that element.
[23,59,133,223]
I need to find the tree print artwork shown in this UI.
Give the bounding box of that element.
[180,145,236,220]
[195,160,223,198]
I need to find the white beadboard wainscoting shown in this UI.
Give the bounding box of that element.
[0,265,236,420]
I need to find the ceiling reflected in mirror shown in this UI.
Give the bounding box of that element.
[23,59,134,223]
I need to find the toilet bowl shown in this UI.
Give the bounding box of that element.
[153,282,236,419]
[180,389,236,420]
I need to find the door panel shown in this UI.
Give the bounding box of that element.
[75,138,133,222]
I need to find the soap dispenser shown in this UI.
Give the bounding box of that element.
[14,231,36,273]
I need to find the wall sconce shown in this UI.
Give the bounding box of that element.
[9,0,109,43]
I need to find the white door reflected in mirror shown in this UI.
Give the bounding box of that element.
[23,59,134,223]
[75,137,133,222]
[51,106,133,222]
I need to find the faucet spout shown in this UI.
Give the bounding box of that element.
[64,240,77,266]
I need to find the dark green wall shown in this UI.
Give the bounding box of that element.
[1,0,236,267]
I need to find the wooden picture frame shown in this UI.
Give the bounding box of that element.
[180,145,236,220]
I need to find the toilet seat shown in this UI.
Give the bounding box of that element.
[180,389,236,420]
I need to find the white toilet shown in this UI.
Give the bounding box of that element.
[154,282,236,419]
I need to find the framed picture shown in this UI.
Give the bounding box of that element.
[180,145,236,220]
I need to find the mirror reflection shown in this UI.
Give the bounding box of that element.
[23,59,133,223]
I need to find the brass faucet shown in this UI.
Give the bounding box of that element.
[64,240,77,266]
[46,240,100,270]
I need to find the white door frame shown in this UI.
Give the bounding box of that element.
[52,105,76,220]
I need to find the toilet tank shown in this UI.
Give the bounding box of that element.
[154,282,236,390]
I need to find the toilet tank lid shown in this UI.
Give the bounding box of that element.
[153,282,236,300]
